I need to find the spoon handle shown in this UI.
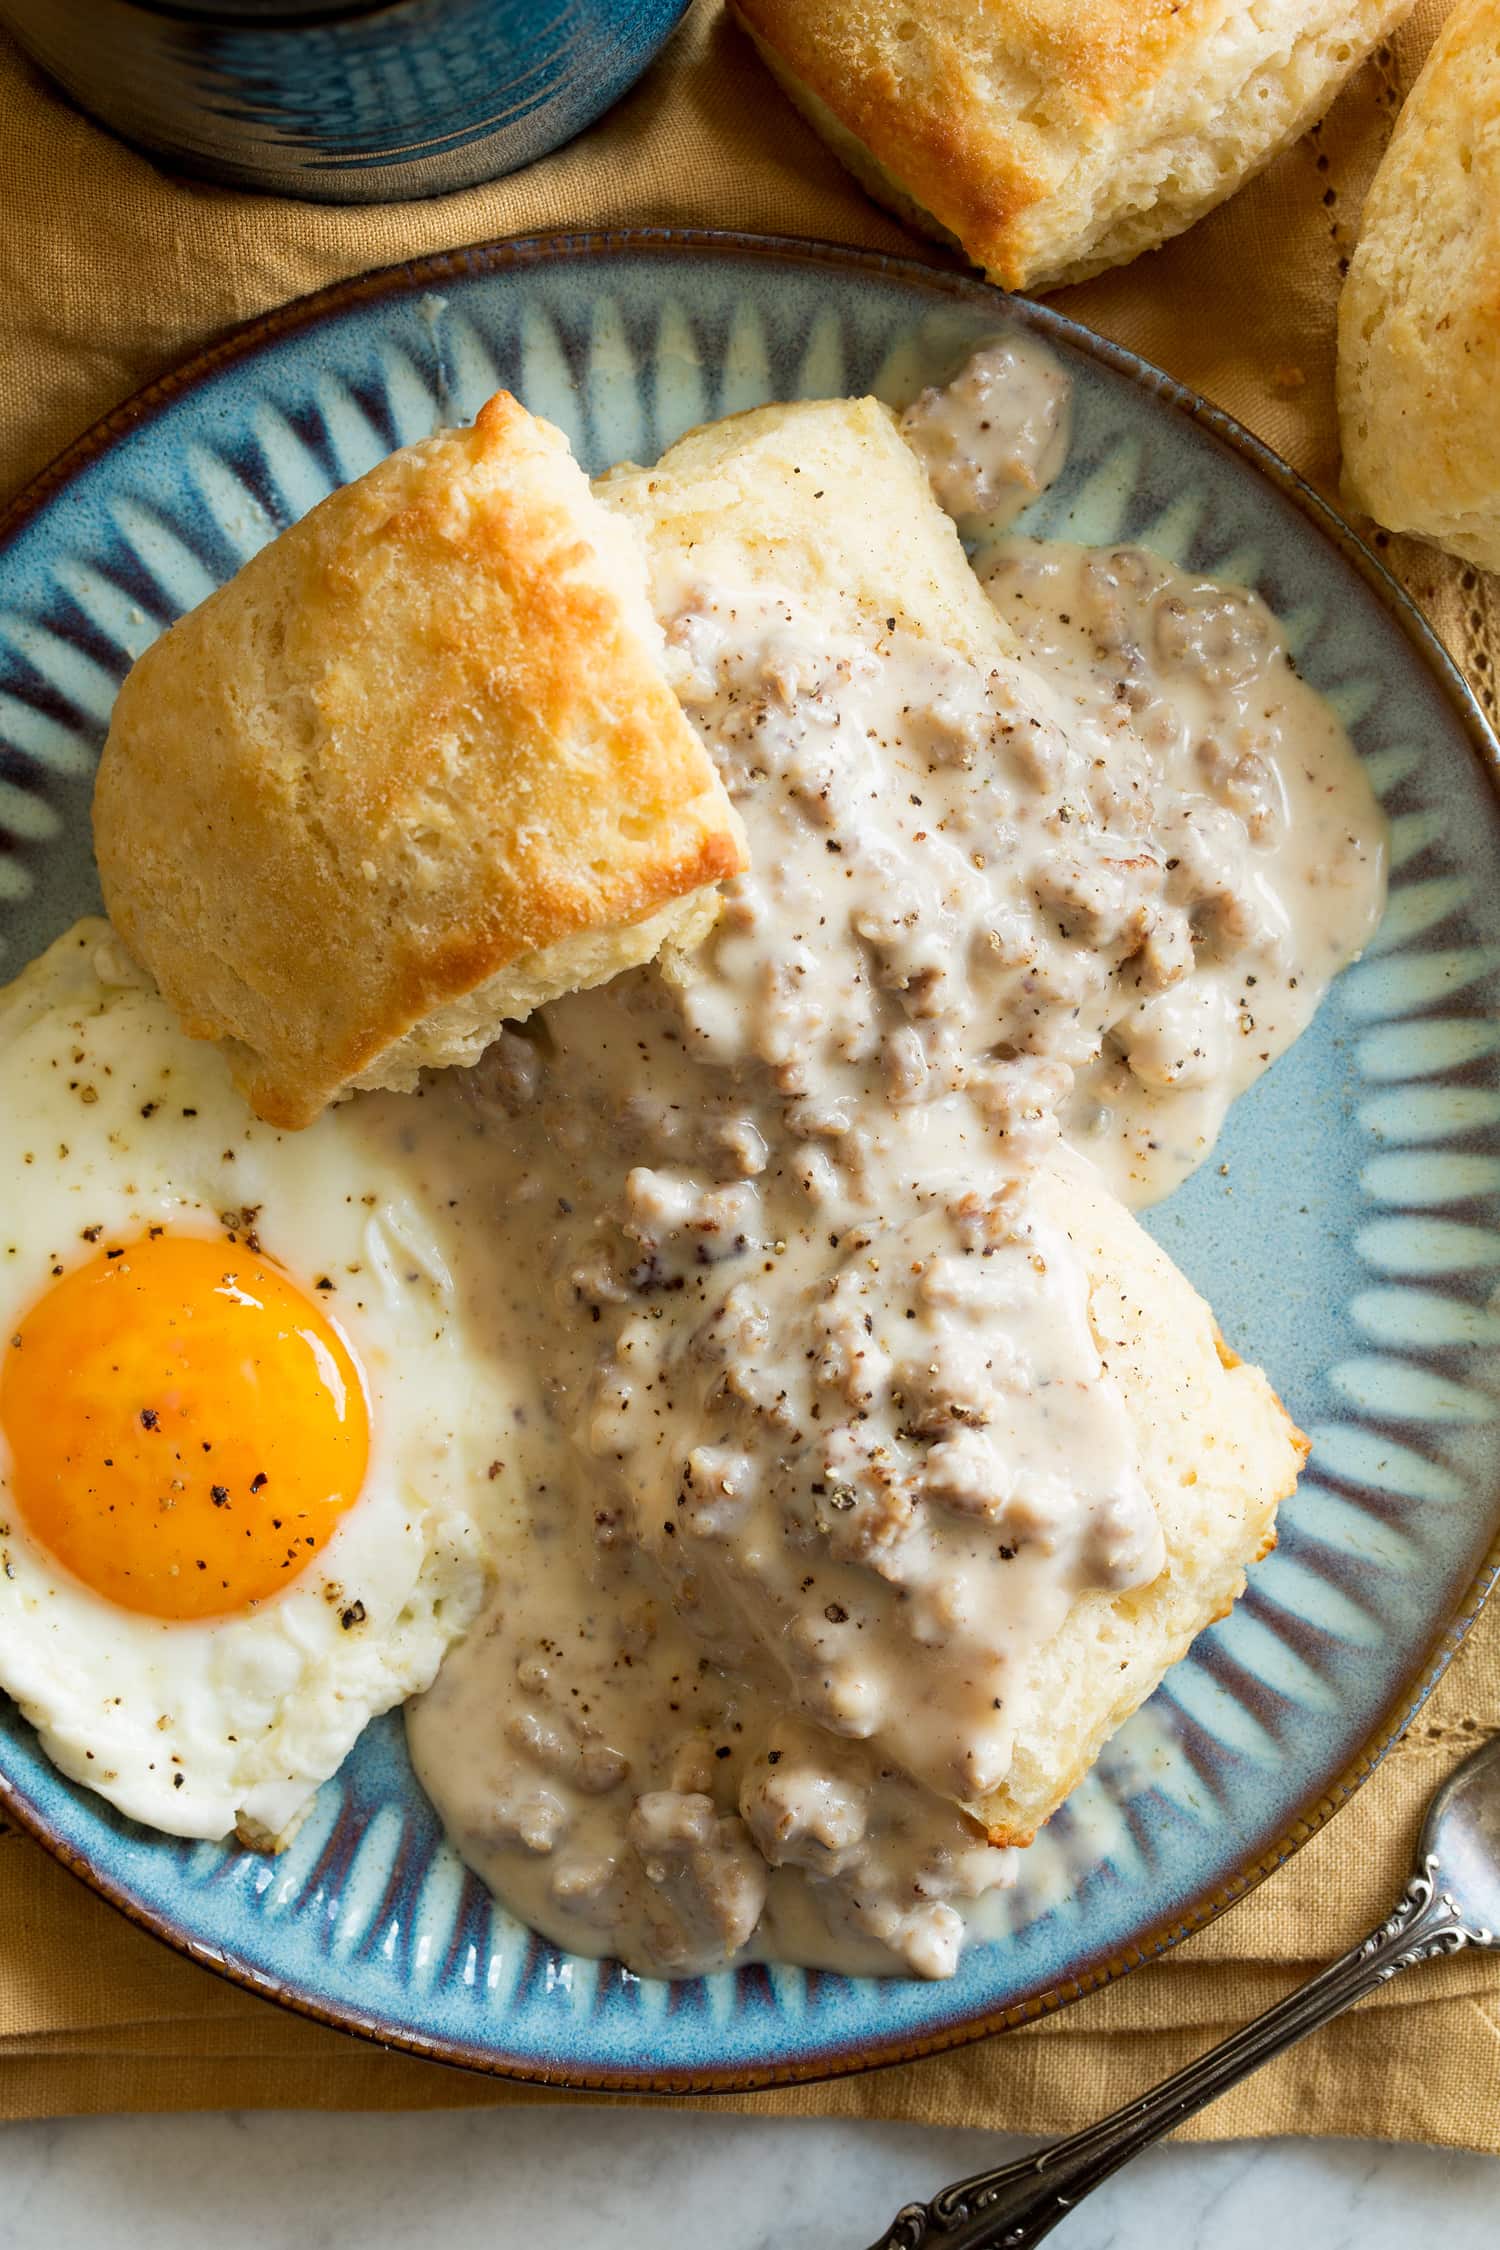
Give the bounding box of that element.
[866,1855,1474,2250]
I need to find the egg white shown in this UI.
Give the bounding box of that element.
[0,921,494,1843]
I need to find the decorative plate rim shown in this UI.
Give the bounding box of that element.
[2,227,1499,2098]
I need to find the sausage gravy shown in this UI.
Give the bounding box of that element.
[405,344,1388,1980]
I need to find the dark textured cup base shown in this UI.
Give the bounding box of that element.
[0,0,691,202]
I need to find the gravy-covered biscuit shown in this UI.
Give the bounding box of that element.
[596,391,1013,659]
[603,395,1308,1852]
[975,1160,1302,1846]
[93,392,747,1128]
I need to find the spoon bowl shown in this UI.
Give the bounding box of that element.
[1421,1731,1500,1946]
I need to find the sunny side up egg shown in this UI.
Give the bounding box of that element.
[0,920,494,1845]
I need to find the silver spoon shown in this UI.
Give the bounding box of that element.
[867,1731,1500,2249]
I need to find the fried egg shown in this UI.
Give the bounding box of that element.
[0,920,491,1843]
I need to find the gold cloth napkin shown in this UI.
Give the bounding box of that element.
[1,0,1498,2146]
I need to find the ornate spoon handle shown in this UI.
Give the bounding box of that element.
[867,1859,1476,2250]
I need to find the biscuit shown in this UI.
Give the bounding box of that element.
[597,392,1012,659]
[977,1157,1303,1845]
[604,397,1306,1841]
[1338,0,1500,570]
[93,392,747,1129]
[735,0,1412,291]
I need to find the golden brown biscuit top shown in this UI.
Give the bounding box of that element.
[736,0,1216,285]
[92,392,746,1127]
[736,0,1404,290]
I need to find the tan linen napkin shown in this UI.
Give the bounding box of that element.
[2,0,1498,2145]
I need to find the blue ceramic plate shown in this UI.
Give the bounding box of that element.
[3,233,1499,2094]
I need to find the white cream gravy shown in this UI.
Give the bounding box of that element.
[982,538,1388,1202]
[899,333,1071,526]
[404,344,1387,1980]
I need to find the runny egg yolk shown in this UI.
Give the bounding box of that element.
[1,1233,370,1622]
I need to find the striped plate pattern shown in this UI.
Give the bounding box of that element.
[1,237,1498,2090]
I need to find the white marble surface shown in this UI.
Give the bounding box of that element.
[0,2112,1495,2247]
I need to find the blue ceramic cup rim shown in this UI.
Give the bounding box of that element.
[1,229,1498,2092]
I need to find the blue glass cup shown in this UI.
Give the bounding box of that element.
[0,0,693,201]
